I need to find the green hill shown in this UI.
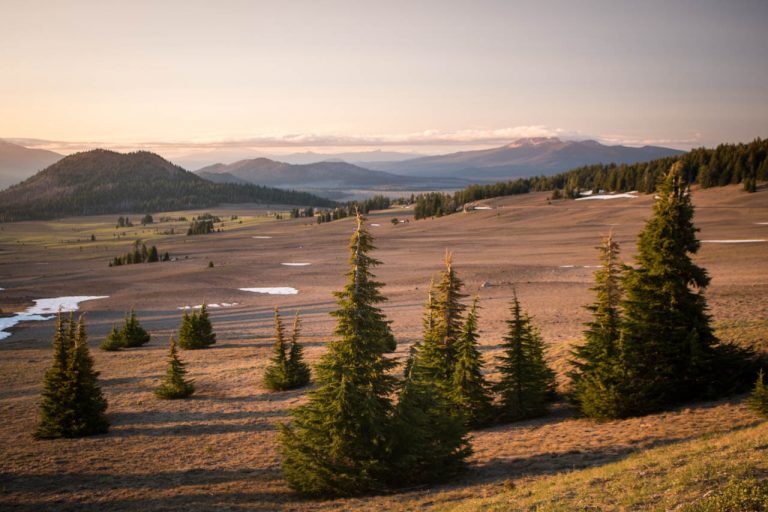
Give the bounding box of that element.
[0,149,336,221]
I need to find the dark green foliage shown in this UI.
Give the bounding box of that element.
[99,325,123,352]
[263,308,291,391]
[177,305,216,349]
[450,298,494,428]
[279,212,397,496]
[121,308,150,348]
[286,312,311,389]
[571,233,636,420]
[35,314,109,439]
[155,337,194,399]
[109,240,164,266]
[208,260,214,268]
[116,216,133,228]
[148,245,159,262]
[747,370,768,418]
[494,293,556,422]
[187,213,220,235]
[620,163,719,412]
[682,478,768,512]
[140,214,154,225]
[0,149,337,222]
[315,196,393,225]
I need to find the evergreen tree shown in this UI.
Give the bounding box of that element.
[746,370,768,418]
[571,233,636,419]
[450,297,493,428]
[178,310,194,348]
[263,307,291,391]
[620,162,719,411]
[432,252,468,377]
[148,245,159,262]
[100,324,124,351]
[178,305,216,349]
[155,337,194,399]
[35,314,108,439]
[494,293,556,422]
[286,311,311,388]
[196,303,216,347]
[121,308,150,348]
[279,212,397,496]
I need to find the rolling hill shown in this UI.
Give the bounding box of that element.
[0,149,336,221]
[0,140,63,190]
[368,137,684,179]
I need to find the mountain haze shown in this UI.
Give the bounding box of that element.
[0,140,63,190]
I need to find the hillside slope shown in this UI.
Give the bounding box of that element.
[0,140,62,190]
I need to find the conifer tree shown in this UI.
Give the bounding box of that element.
[279,212,397,496]
[178,310,194,348]
[746,370,768,418]
[450,297,493,427]
[178,305,216,349]
[431,251,468,377]
[100,324,124,351]
[494,293,556,422]
[571,233,635,419]
[195,304,216,347]
[121,308,150,348]
[263,307,291,391]
[621,162,719,411]
[36,314,108,439]
[155,337,194,399]
[286,311,311,388]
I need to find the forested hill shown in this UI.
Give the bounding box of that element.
[0,149,337,221]
[413,138,768,219]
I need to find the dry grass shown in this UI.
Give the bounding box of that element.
[1,185,767,510]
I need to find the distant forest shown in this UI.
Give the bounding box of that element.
[414,138,768,219]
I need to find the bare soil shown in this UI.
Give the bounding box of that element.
[0,185,766,510]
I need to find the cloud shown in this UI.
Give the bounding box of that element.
[596,133,702,148]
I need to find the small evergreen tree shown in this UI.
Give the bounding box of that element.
[196,304,216,347]
[286,311,311,388]
[35,314,74,439]
[746,370,768,418]
[155,337,194,399]
[121,308,150,348]
[100,324,124,351]
[494,293,556,422]
[263,307,291,391]
[148,245,159,262]
[279,212,397,496]
[450,297,493,428]
[67,317,109,436]
[178,305,216,349]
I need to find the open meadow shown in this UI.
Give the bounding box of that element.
[1,185,767,510]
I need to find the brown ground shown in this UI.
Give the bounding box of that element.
[0,185,766,510]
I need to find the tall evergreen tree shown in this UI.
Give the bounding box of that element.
[450,297,493,428]
[494,293,556,422]
[121,308,150,348]
[263,307,291,391]
[571,233,635,419]
[286,311,311,389]
[621,162,718,411]
[155,337,194,399]
[279,212,397,496]
[35,314,108,439]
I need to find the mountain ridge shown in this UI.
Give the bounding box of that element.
[0,140,63,190]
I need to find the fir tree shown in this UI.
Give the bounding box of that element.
[621,162,719,411]
[195,304,216,347]
[286,311,311,388]
[746,369,768,418]
[263,307,291,391]
[494,293,556,422]
[431,251,468,378]
[279,212,397,496]
[178,305,216,349]
[450,297,493,428]
[571,233,636,419]
[155,337,194,399]
[67,317,109,436]
[178,310,194,348]
[35,314,74,439]
[100,324,124,351]
[121,308,150,348]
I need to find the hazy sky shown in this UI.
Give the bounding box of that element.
[2,0,767,155]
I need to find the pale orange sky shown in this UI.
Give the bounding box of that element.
[2,0,767,154]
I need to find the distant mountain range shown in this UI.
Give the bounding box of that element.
[0,140,62,190]
[0,150,335,221]
[366,137,685,179]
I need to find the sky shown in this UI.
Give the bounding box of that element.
[2,0,767,160]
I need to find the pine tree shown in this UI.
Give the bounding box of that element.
[155,337,194,399]
[430,251,468,378]
[621,162,719,411]
[279,211,397,496]
[195,304,216,347]
[450,297,493,428]
[178,305,216,349]
[746,370,768,418]
[36,314,108,439]
[178,310,194,348]
[494,293,556,422]
[571,233,636,419]
[100,324,124,351]
[263,307,291,391]
[286,311,311,388]
[121,308,150,348]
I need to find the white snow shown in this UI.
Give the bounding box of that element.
[239,287,299,295]
[0,288,4,291]
[575,192,638,201]
[755,222,768,225]
[177,302,239,310]
[473,206,493,210]
[281,263,311,266]
[0,296,109,341]
[701,239,766,244]
[559,265,575,268]
[370,223,381,227]
[252,236,273,239]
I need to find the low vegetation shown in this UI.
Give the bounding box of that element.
[155,337,194,399]
[99,308,150,351]
[177,304,216,349]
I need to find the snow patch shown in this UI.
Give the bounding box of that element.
[575,192,638,201]
[472,206,493,210]
[239,287,299,295]
[559,265,575,268]
[0,296,109,341]
[281,263,311,266]
[370,223,381,227]
[252,236,273,239]
[177,302,240,310]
